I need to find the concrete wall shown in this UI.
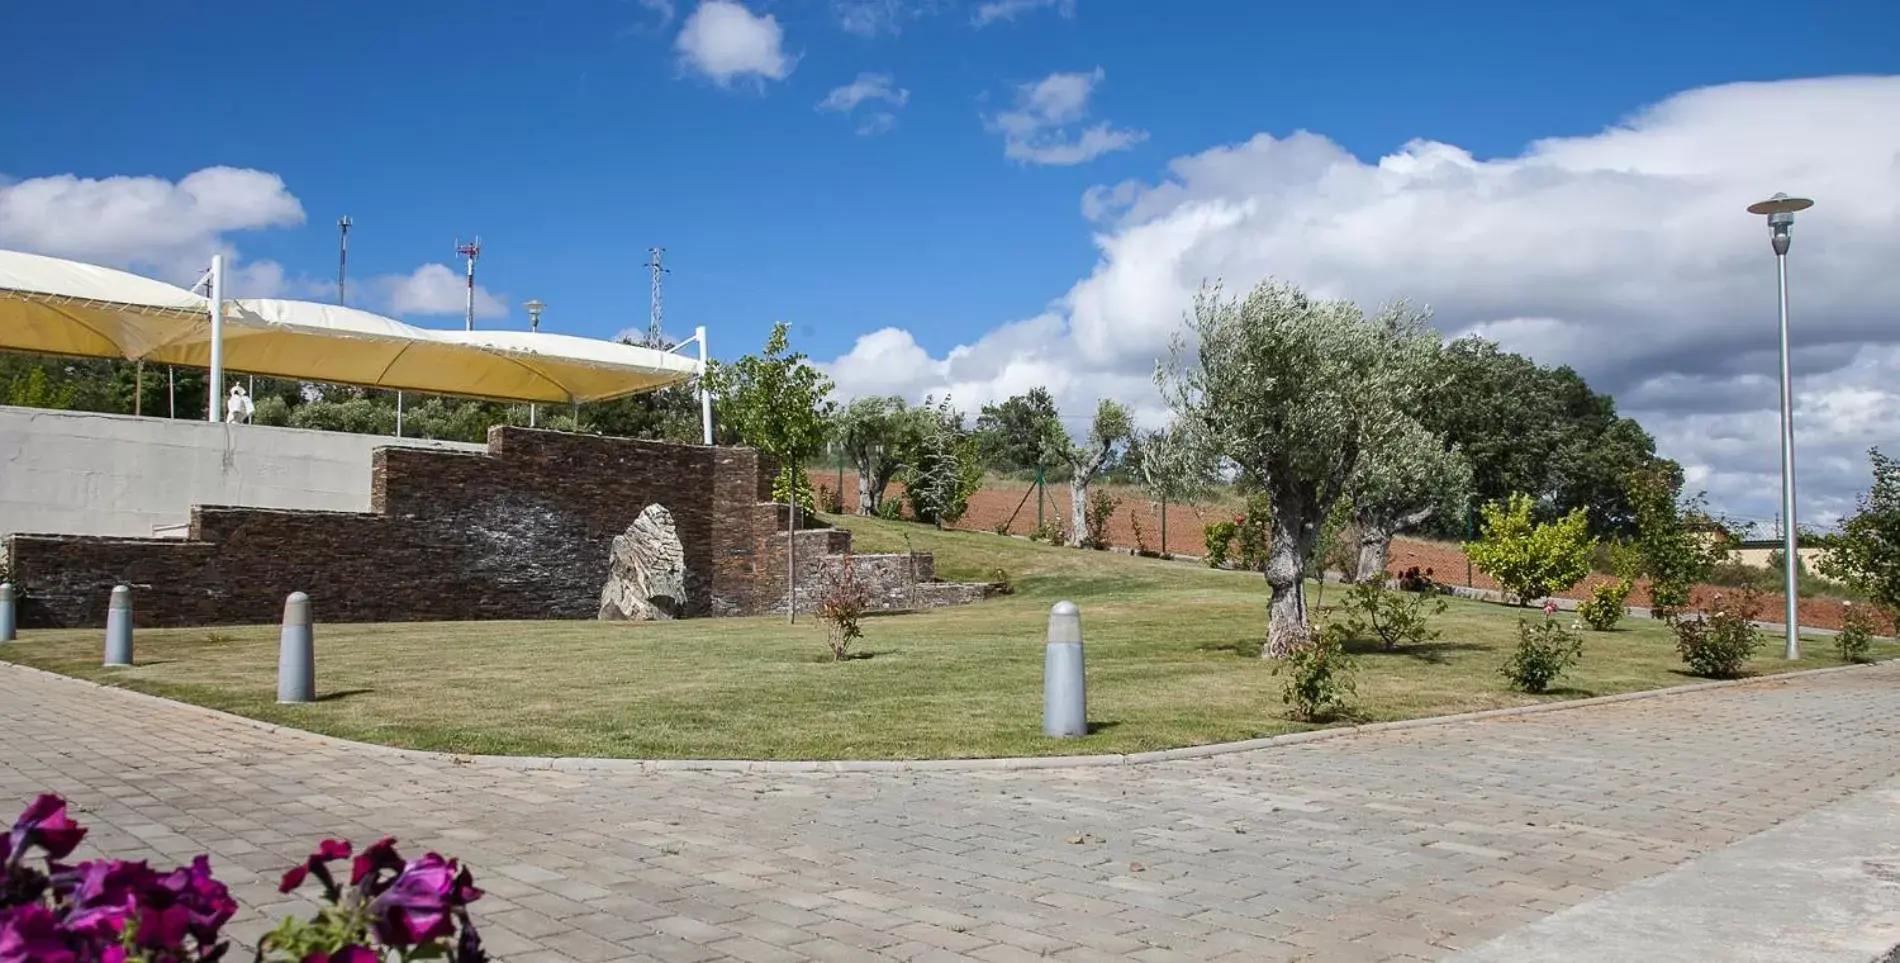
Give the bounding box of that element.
[0,405,483,539]
[1732,545,1832,571]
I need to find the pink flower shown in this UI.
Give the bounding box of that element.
[369,853,465,946]
[1542,600,1559,617]
[304,947,377,963]
[0,904,75,963]
[8,795,87,863]
[280,839,353,896]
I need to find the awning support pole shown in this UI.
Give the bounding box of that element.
[207,254,224,422]
[697,325,713,445]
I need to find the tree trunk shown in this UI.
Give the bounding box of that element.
[1068,479,1087,548]
[1263,499,1319,659]
[854,454,875,515]
[1355,526,1393,584]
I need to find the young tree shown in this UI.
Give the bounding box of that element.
[833,396,918,515]
[975,388,1065,473]
[1135,422,1215,554]
[902,397,984,527]
[1160,280,1441,657]
[1818,448,1900,618]
[704,322,837,508]
[1060,400,1133,548]
[1625,463,1729,621]
[1464,494,1596,605]
[1344,417,1472,582]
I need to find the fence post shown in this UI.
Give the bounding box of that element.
[277,592,315,703]
[1043,601,1087,738]
[103,585,133,666]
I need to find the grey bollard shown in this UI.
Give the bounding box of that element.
[276,592,315,704]
[0,583,15,642]
[1043,600,1087,738]
[103,585,133,666]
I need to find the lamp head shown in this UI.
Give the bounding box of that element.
[1747,193,1811,255]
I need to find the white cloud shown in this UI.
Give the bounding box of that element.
[826,75,1900,526]
[972,0,1075,27]
[0,166,304,285]
[675,0,796,86]
[640,0,676,26]
[818,73,909,134]
[986,68,1146,165]
[380,263,508,321]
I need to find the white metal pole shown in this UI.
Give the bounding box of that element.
[207,254,225,422]
[697,325,713,445]
[1775,250,1800,660]
[396,390,405,437]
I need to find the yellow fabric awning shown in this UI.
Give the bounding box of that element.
[0,249,699,403]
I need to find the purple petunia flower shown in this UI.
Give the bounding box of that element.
[350,838,404,890]
[0,903,75,963]
[280,839,352,896]
[303,946,377,963]
[368,854,461,946]
[7,796,87,864]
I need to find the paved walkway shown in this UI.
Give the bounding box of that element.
[5,663,1900,962]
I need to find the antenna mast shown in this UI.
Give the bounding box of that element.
[646,246,668,345]
[337,216,352,305]
[455,237,482,331]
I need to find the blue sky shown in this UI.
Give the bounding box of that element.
[3,0,1899,526]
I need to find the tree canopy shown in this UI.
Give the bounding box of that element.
[975,388,1066,474]
[1161,279,1441,657]
[1819,448,1900,618]
[704,322,837,507]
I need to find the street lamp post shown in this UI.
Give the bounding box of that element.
[523,299,546,428]
[1746,192,1814,661]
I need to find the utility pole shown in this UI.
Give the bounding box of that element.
[337,216,352,305]
[455,237,482,331]
[647,247,668,345]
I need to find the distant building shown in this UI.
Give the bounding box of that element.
[1730,538,1831,572]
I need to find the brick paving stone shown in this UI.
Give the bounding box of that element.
[8,663,1900,961]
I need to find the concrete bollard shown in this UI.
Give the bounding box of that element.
[0,583,16,643]
[276,592,315,704]
[103,585,133,667]
[1043,600,1087,738]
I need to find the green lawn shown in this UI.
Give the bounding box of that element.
[1,515,1885,761]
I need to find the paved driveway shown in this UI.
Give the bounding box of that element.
[5,662,1900,962]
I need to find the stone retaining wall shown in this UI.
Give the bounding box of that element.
[2,428,990,628]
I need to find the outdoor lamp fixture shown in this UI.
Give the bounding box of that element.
[1745,192,1814,661]
[523,299,546,334]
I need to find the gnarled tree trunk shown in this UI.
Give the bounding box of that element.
[1353,506,1434,584]
[1263,489,1322,659]
[1355,525,1393,585]
[855,454,875,515]
[1068,479,1088,548]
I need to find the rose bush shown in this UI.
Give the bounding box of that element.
[0,794,486,962]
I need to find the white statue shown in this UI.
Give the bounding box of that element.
[225,383,254,424]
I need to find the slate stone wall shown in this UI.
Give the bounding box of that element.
[4,428,789,628]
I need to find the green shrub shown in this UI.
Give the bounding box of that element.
[1203,520,1237,568]
[1276,625,1357,722]
[1236,493,1272,572]
[1500,618,1584,693]
[1081,488,1121,550]
[1577,579,1632,631]
[1337,577,1445,650]
[1027,518,1064,543]
[1464,494,1596,604]
[987,567,1014,595]
[1674,588,1766,678]
[1837,602,1877,664]
[874,497,904,521]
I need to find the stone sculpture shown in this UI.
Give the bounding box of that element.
[598,504,687,620]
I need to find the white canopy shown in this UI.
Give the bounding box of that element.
[0,249,701,404]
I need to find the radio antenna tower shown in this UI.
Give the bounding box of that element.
[455,237,482,331]
[646,246,668,345]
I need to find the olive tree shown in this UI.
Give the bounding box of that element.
[1160,280,1441,658]
[1136,422,1216,554]
[1344,417,1471,582]
[1060,400,1134,548]
[833,396,918,515]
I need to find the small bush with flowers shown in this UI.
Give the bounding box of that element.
[0,793,487,962]
[1673,588,1766,679]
